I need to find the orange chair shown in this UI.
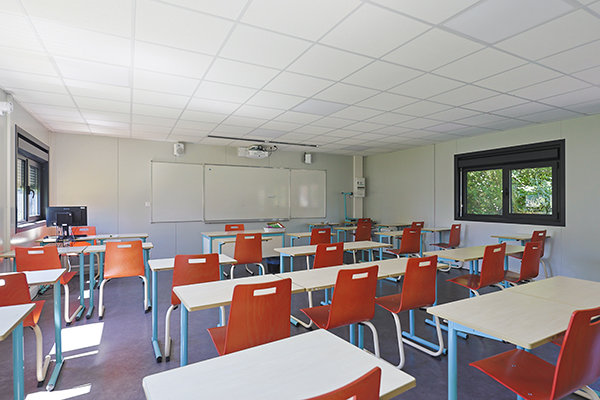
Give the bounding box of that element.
[225,224,244,232]
[411,221,424,228]
[0,272,49,386]
[300,265,380,356]
[375,256,443,368]
[207,278,291,355]
[386,228,421,259]
[305,367,381,400]
[470,305,600,400]
[15,246,80,325]
[351,221,372,263]
[71,226,96,238]
[310,227,331,245]
[504,241,543,286]
[447,242,506,297]
[230,233,265,279]
[164,253,221,361]
[98,241,148,319]
[431,224,461,250]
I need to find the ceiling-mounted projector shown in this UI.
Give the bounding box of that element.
[238,144,277,159]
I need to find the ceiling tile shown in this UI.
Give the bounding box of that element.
[158,0,248,19]
[433,48,527,83]
[55,56,130,86]
[390,74,463,99]
[330,106,382,121]
[0,47,56,75]
[344,121,386,132]
[463,94,528,113]
[186,97,240,114]
[366,113,413,125]
[370,0,479,25]
[538,39,600,74]
[11,89,74,107]
[241,0,360,41]
[292,99,348,116]
[178,109,227,124]
[1,70,66,94]
[510,76,590,101]
[204,58,279,89]
[287,45,372,81]
[220,24,312,69]
[429,85,497,106]
[320,3,429,58]
[133,103,184,119]
[397,117,442,130]
[343,61,422,91]
[133,69,199,96]
[195,81,257,103]
[519,108,582,123]
[65,80,131,102]
[263,71,333,97]
[383,28,484,72]
[0,12,45,53]
[257,120,302,132]
[573,66,600,85]
[233,104,283,119]
[540,87,600,108]
[135,0,233,54]
[456,113,509,126]
[356,92,416,111]
[311,116,355,129]
[496,10,600,60]
[76,96,130,113]
[425,122,469,133]
[493,102,554,118]
[314,83,379,104]
[133,89,190,108]
[475,64,561,92]
[442,0,573,44]
[246,90,304,110]
[566,99,600,115]
[134,42,213,79]
[132,115,177,128]
[221,115,268,128]
[394,101,450,117]
[427,107,480,121]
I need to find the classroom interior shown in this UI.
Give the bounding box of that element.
[2,1,600,399]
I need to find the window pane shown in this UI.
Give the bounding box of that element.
[28,164,41,217]
[510,167,552,215]
[466,169,502,215]
[17,159,25,222]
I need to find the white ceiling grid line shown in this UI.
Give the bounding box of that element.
[0,0,598,155]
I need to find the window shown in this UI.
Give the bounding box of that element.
[16,126,49,231]
[455,140,565,226]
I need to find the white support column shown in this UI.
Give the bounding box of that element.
[352,156,363,219]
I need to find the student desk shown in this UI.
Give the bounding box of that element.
[274,241,392,272]
[147,254,236,362]
[307,221,343,231]
[332,225,358,242]
[424,244,525,275]
[173,274,304,366]
[491,233,551,244]
[201,229,285,255]
[375,222,411,231]
[84,242,154,319]
[428,276,600,400]
[21,269,66,391]
[285,231,336,246]
[374,230,427,260]
[1,303,35,400]
[36,232,149,245]
[1,247,88,321]
[142,329,416,400]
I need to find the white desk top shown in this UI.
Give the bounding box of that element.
[0,304,36,341]
[375,223,411,228]
[509,276,600,309]
[428,276,600,349]
[148,255,237,272]
[274,241,392,257]
[491,233,551,241]
[333,226,358,231]
[174,274,304,312]
[424,244,525,262]
[0,246,86,259]
[217,236,273,244]
[285,231,336,239]
[202,229,284,238]
[308,222,343,227]
[84,241,154,253]
[422,227,451,233]
[142,329,415,400]
[0,269,66,286]
[374,231,425,238]
[38,232,149,244]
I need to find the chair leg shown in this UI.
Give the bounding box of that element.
[257,263,266,275]
[541,259,551,278]
[402,315,444,359]
[32,325,50,386]
[577,386,600,400]
[390,312,407,369]
[352,250,357,264]
[245,265,255,275]
[291,291,314,329]
[230,264,236,279]
[360,320,380,358]
[164,304,175,361]
[219,306,226,326]
[99,279,108,319]
[140,275,149,311]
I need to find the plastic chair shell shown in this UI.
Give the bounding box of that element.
[305,367,381,400]
[313,242,344,269]
[387,228,421,257]
[447,242,506,295]
[504,241,543,283]
[310,227,331,245]
[225,224,245,232]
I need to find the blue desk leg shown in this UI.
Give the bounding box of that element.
[279,254,285,273]
[349,323,356,345]
[47,280,64,391]
[358,323,364,349]
[144,249,151,311]
[180,306,188,366]
[76,252,86,320]
[151,269,162,362]
[12,322,25,400]
[448,321,458,400]
[86,252,96,319]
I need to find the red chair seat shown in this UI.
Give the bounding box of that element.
[471,349,555,400]
[431,242,452,249]
[372,293,403,314]
[447,274,481,290]
[503,270,521,283]
[301,305,333,329]
[28,300,45,327]
[207,325,227,355]
[60,270,77,285]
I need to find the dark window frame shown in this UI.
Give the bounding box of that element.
[15,126,49,232]
[454,139,565,226]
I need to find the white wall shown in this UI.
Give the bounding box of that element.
[365,114,600,281]
[49,133,354,258]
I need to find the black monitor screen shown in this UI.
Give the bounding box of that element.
[46,206,87,227]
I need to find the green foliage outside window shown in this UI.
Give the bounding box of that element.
[466,169,502,215]
[511,167,552,215]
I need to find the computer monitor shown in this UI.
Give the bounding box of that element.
[46,206,87,228]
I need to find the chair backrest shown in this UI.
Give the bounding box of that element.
[398,256,438,312]
[357,218,371,224]
[518,241,543,281]
[310,227,331,245]
[171,254,221,305]
[104,241,145,279]
[530,230,547,257]
[313,243,344,269]
[551,306,600,399]
[478,242,506,288]
[399,228,421,254]
[327,265,379,329]
[411,221,424,228]
[71,226,96,236]
[305,367,381,400]
[0,272,37,327]
[448,224,461,247]
[15,246,62,272]
[223,278,291,354]
[225,224,245,232]
[354,222,372,242]
[233,233,263,265]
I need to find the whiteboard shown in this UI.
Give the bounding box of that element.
[151,162,203,223]
[204,165,290,222]
[291,169,326,218]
